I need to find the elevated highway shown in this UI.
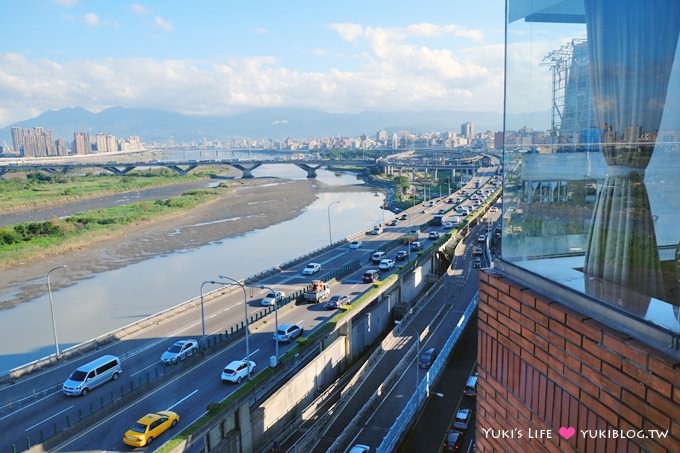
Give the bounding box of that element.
[0,167,501,452]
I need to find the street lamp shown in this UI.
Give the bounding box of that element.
[46,265,67,358]
[327,201,340,246]
[258,285,280,366]
[199,280,219,349]
[217,275,250,375]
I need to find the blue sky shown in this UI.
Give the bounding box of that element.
[0,0,507,127]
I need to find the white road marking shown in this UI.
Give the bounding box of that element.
[166,390,198,411]
[25,405,73,431]
[130,362,159,378]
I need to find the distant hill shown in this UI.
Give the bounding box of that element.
[0,106,549,144]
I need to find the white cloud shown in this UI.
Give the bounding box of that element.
[154,16,173,32]
[54,0,78,7]
[83,13,100,27]
[0,22,507,127]
[131,3,151,15]
[252,27,269,35]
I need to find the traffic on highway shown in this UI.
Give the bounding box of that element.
[0,166,501,452]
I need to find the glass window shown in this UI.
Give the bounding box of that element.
[504,0,680,335]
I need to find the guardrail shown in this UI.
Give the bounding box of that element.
[376,291,479,453]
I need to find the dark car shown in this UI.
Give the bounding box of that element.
[443,429,463,451]
[395,250,409,261]
[453,408,472,430]
[400,213,409,220]
[418,347,437,368]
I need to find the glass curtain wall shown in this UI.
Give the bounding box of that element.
[503,0,680,334]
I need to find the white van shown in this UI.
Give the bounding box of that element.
[371,251,386,263]
[463,375,478,397]
[63,355,122,396]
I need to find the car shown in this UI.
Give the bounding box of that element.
[123,411,179,447]
[261,290,285,306]
[371,251,386,263]
[273,322,304,342]
[443,429,463,451]
[428,231,440,240]
[324,294,351,309]
[370,225,383,235]
[418,347,437,368]
[349,240,363,249]
[349,445,371,453]
[362,269,380,283]
[453,408,472,430]
[160,339,199,364]
[442,221,454,228]
[400,213,409,220]
[388,219,399,226]
[379,258,395,271]
[302,262,321,275]
[478,234,486,242]
[473,258,482,268]
[221,360,256,383]
[411,241,423,251]
[437,209,445,215]
[395,250,409,261]
[446,198,454,204]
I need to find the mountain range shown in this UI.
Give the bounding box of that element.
[0,106,549,144]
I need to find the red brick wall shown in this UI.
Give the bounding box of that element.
[476,270,680,453]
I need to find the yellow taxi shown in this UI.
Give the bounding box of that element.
[123,410,179,447]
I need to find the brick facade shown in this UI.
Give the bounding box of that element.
[477,271,680,452]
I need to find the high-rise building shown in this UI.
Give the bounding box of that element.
[479,1,680,452]
[72,132,91,155]
[11,127,54,157]
[460,121,474,139]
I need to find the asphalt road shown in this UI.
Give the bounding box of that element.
[0,169,499,452]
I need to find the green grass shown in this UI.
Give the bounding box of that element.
[0,188,224,267]
[0,170,203,212]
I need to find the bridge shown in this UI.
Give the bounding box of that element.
[0,152,488,178]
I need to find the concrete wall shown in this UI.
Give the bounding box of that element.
[248,338,347,450]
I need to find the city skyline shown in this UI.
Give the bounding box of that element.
[1,0,566,129]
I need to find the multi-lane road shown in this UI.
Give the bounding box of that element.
[1,168,500,452]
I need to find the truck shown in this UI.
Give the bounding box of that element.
[402,228,420,244]
[304,280,331,303]
[430,214,444,226]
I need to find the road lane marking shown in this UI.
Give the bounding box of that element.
[25,405,73,431]
[166,390,198,411]
[0,390,61,421]
[130,362,159,378]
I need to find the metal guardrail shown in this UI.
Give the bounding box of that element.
[376,291,479,453]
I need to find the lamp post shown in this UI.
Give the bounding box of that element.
[259,285,280,366]
[327,201,340,246]
[46,265,67,358]
[217,275,250,375]
[199,280,217,349]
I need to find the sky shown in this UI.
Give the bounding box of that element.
[0,0,508,128]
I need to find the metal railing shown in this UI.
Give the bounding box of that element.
[376,291,479,453]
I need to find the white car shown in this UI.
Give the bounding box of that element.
[302,263,321,275]
[160,339,199,364]
[349,241,362,249]
[261,290,285,306]
[221,360,256,384]
[379,258,395,271]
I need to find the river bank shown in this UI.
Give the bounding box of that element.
[1,177,372,309]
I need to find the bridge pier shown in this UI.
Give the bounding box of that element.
[165,165,198,176]
[102,166,137,176]
[232,163,261,178]
[295,163,322,178]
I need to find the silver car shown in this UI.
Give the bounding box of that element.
[160,339,199,364]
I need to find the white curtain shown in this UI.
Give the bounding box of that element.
[583,0,680,310]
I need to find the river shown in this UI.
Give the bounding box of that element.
[0,165,386,373]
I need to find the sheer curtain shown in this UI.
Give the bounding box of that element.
[583,0,680,313]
